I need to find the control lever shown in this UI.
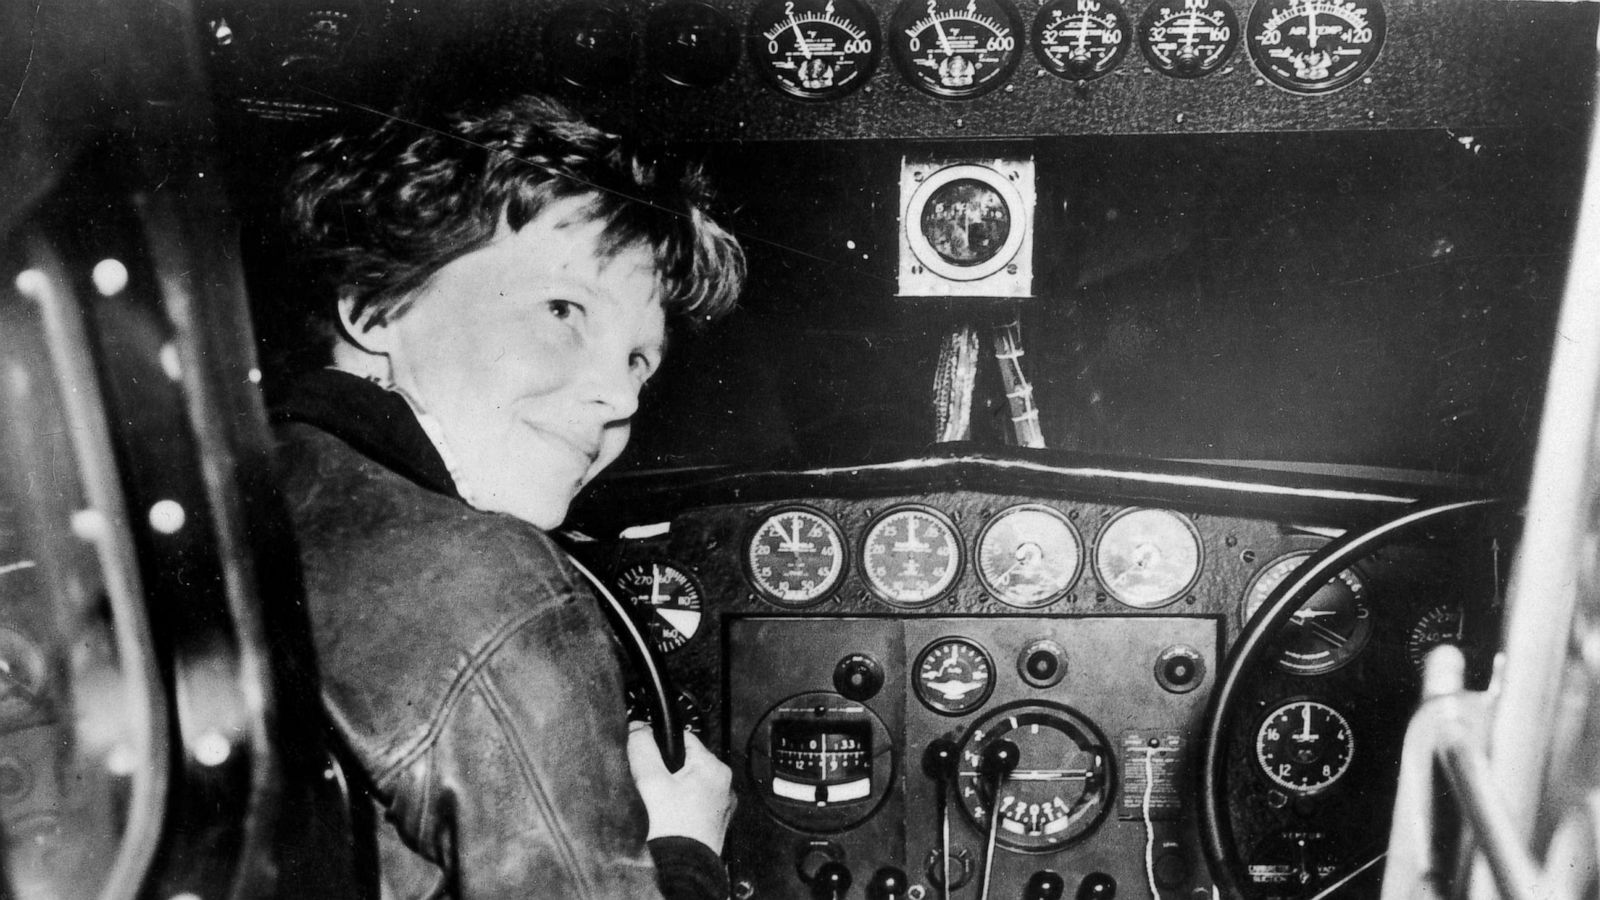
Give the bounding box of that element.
[978,739,1021,900]
[810,861,853,900]
[922,738,960,898]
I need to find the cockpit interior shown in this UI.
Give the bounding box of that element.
[3,1,1600,898]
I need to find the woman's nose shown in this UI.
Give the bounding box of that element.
[586,353,642,420]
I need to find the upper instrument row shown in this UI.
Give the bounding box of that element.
[548,0,1386,99]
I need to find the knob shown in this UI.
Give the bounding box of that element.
[979,739,1021,781]
[811,861,853,900]
[1018,639,1068,688]
[922,737,959,782]
[834,653,885,701]
[1154,644,1206,694]
[1075,873,1116,900]
[866,865,909,900]
[1024,871,1066,900]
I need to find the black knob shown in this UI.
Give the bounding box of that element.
[1024,871,1066,900]
[833,653,885,701]
[1075,872,1116,900]
[811,861,853,900]
[979,739,1021,781]
[866,865,909,900]
[923,737,960,782]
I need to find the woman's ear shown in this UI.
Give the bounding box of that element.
[336,295,397,356]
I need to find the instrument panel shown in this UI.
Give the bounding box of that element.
[587,465,1506,899]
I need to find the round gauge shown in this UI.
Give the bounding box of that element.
[888,0,1025,99]
[625,684,708,736]
[861,505,963,607]
[956,702,1113,851]
[646,1,741,87]
[1255,699,1355,795]
[914,637,995,715]
[0,626,49,731]
[544,2,634,87]
[977,505,1082,608]
[904,163,1029,283]
[1406,603,1466,674]
[1031,0,1132,82]
[1246,0,1384,94]
[1093,508,1202,609]
[746,507,847,607]
[748,691,894,831]
[615,562,703,653]
[1244,551,1371,676]
[1137,0,1239,79]
[748,0,881,100]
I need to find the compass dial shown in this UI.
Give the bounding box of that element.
[616,562,703,653]
[1137,0,1239,79]
[747,507,847,607]
[1031,0,1132,82]
[889,0,1025,99]
[1255,699,1355,795]
[914,637,994,715]
[1247,0,1385,94]
[748,0,881,100]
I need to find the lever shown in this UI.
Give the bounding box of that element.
[810,860,853,900]
[922,738,960,899]
[978,739,1021,900]
[866,866,909,900]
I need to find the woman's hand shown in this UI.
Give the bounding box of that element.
[627,722,737,855]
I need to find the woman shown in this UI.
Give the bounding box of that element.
[269,94,744,899]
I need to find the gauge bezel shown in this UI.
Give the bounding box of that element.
[746,0,882,101]
[542,1,635,88]
[1092,507,1203,609]
[745,505,848,608]
[1242,550,1371,676]
[1136,0,1240,79]
[747,690,895,832]
[903,163,1030,284]
[1030,0,1133,83]
[1253,697,1355,796]
[1245,0,1386,95]
[645,0,741,88]
[976,504,1083,608]
[859,503,965,607]
[614,561,704,653]
[887,0,1025,100]
[913,635,996,715]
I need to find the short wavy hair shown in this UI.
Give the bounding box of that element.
[284,94,744,336]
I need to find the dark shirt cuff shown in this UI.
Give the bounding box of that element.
[648,836,730,900]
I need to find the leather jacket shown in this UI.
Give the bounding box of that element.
[272,370,725,899]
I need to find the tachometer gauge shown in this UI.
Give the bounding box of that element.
[748,0,881,100]
[1093,508,1202,609]
[1244,551,1371,676]
[615,562,703,653]
[1031,0,1132,82]
[1406,602,1466,674]
[915,637,994,715]
[747,507,847,607]
[956,702,1113,851]
[1137,0,1239,79]
[977,505,1082,608]
[1246,0,1385,94]
[861,505,962,606]
[888,0,1024,99]
[1255,699,1354,795]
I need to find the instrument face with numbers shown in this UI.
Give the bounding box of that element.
[889,0,1025,99]
[748,0,882,100]
[1246,0,1385,94]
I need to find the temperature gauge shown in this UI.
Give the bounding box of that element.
[748,0,881,100]
[1137,0,1239,79]
[889,0,1025,99]
[1031,0,1131,82]
[1246,0,1385,94]
[615,562,703,653]
[915,637,995,715]
[1255,699,1354,795]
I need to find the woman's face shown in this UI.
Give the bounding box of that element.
[359,195,665,528]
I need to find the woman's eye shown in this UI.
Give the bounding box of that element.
[547,299,582,320]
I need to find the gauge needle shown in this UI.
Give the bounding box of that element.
[1306,8,1319,49]
[1299,705,1316,741]
[790,20,812,58]
[1290,608,1338,623]
[650,564,663,607]
[1304,621,1349,647]
[931,15,953,55]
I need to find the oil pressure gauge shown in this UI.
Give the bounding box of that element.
[889,0,1024,99]
[1137,0,1239,78]
[749,0,881,100]
[1247,0,1385,94]
[1031,0,1131,82]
